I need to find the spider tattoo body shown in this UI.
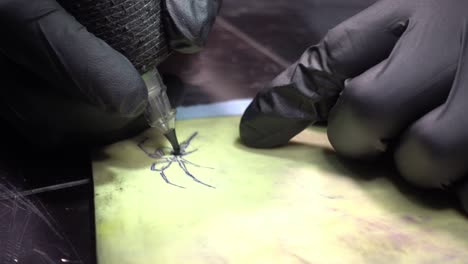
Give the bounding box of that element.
[138,132,214,188]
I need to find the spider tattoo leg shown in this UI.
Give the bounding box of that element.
[178,157,214,169]
[159,170,185,189]
[151,160,172,172]
[181,149,198,156]
[139,132,214,188]
[179,132,198,151]
[151,160,185,188]
[138,137,167,158]
[175,157,215,188]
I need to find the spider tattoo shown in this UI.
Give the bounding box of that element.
[138,132,214,188]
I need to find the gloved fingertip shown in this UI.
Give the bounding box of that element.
[239,121,276,148]
[240,114,312,149]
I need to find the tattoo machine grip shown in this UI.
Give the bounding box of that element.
[58,0,170,74]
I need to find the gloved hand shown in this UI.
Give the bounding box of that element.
[240,0,468,211]
[0,0,220,148]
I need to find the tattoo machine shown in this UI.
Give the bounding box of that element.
[58,0,181,154]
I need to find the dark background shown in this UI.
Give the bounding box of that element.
[0,1,377,263]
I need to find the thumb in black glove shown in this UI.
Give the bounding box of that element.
[240,0,468,212]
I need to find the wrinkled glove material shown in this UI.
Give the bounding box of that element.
[240,0,468,212]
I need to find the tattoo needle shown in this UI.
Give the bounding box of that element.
[142,68,181,155]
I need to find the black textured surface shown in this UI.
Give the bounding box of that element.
[0,183,94,264]
[0,123,94,263]
[58,0,169,73]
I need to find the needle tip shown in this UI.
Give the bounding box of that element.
[164,129,181,155]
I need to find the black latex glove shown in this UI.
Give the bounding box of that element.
[240,0,468,211]
[0,0,220,149]
[165,0,222,53]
